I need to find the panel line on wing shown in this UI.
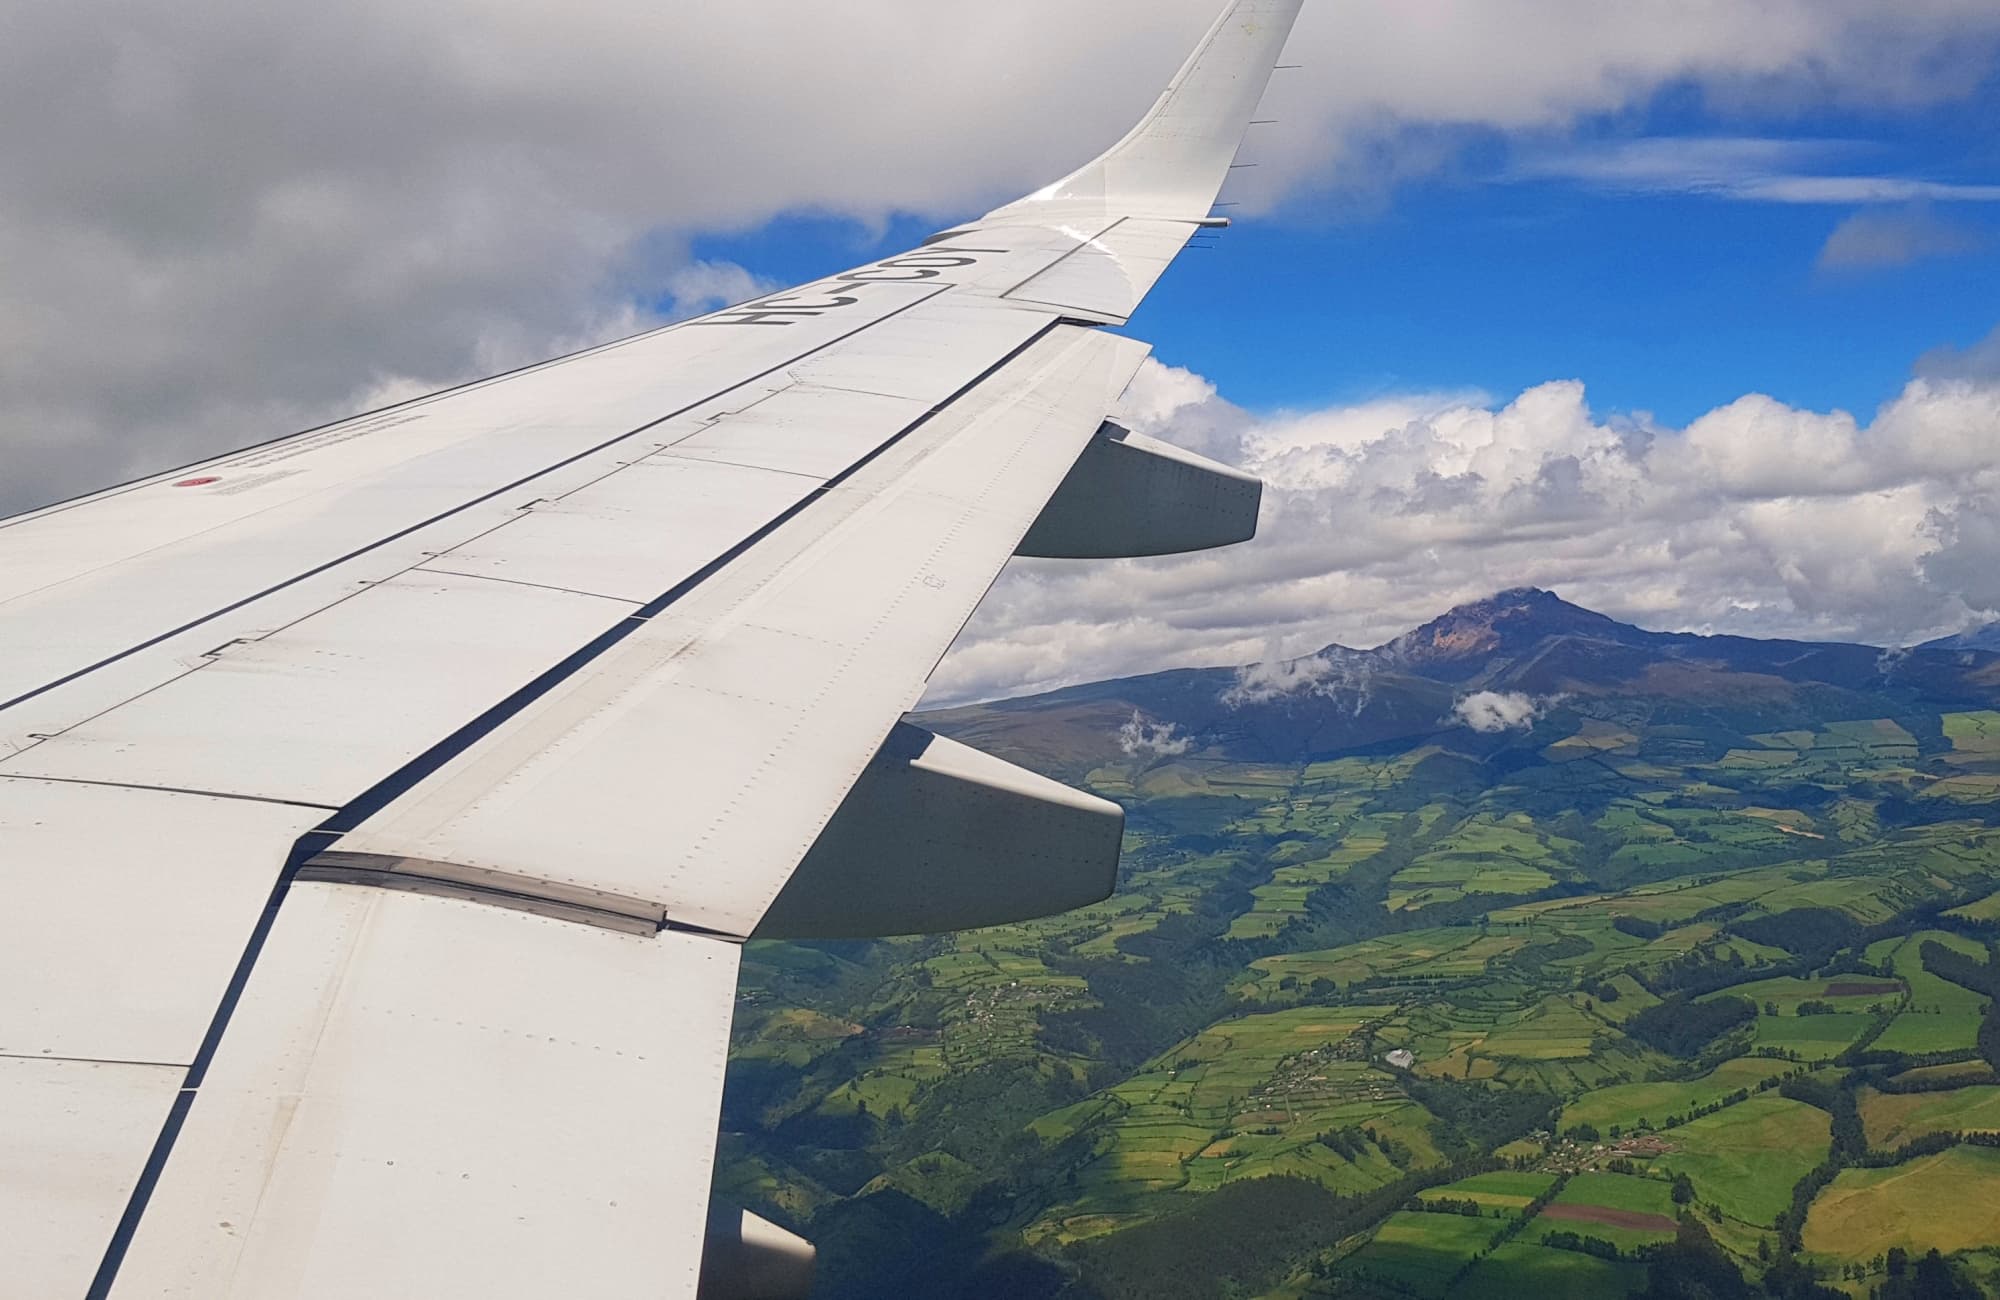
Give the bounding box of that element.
[0,284,957,719]
[304,321,1063,840]
[0,773,340,812]
[0,1052,191,1070]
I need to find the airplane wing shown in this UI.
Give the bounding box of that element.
[0,2,1301,1296]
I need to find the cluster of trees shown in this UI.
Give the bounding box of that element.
[1310,1123,1413,1169]
[1070,1175,1346,1299]
[1624,995,1758,1059]
[1613,915,1667,940]
[1410,1195,1486,1218]
[1632,1217,1757,1299]
[1506,933,1596,974]
[1870,1248,1986,1300]
[1732,908,1863,959]
[1077,1163,1501,1300]
[1314,1126,1372,1160]
[1403,1075,1559,1154]
[1642,946,1770,999]
[1775,1075,1866,1254]
[1540,1229,1625,1260]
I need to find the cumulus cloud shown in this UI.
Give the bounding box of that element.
[1818,207,1986,269]
[8,0,2000,513]
[926,348,2000,705]
[1221,649,1378,709]
[659,260,778,319]
[1453,692,1546,733]
[1117,711,1192,758]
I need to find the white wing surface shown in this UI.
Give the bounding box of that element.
[0,2,1301,1296]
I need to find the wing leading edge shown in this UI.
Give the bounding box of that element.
[0,2,1302,1296]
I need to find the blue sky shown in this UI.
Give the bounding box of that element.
[688,74,2000,430]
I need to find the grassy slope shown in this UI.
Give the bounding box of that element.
[1803,1146,2000,1261]
[726,689,2000,1298]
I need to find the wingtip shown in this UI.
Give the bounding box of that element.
[981,0,1305,228]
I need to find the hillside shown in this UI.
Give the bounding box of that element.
[719,592,2000,1299]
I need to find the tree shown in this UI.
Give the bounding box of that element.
[1632,1216,1752,1300]
[1671,1173,1695,1205]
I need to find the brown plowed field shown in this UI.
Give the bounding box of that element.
[1824,981,1903,997]
[1541,1204,1677,1233]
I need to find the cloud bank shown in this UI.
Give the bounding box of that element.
[7,0,2000,513]
[929,333,2000,704]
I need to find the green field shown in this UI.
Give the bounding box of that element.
[1701,973,1904,1014]
[723,635,2000,1299]
[1861,1086,2000,1149]
[1242,928,1530,997]
[1418,1169,1558,1211]
[1341,1211,1510,1298]
[1446,1241,1646,1300]
[1948,889,2000,922]
[1653,1097,1831,1227]
[1526,1172,1678,1253]
[1559,1057,1791,1132]
[1803,1146,2000,1262]
[1751,1011,1877,1061]
[1944,711,2000,754]
[1872,931,1992,1055]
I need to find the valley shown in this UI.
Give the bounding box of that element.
[717,591,2000,1298]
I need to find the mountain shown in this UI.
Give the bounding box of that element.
[1924,621,2000,654]
[923,588,2000,777]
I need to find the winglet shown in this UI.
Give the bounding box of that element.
[983,0,1305,226]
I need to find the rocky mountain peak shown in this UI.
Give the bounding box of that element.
[1377,588,1626,675]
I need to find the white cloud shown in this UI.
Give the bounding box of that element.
[1818,207,1986,268]
[659,260,777,319]
[1917,325,2000,383]
[7,0,2000,513]
[1453,692,1546,733]
[1220,650,1378,709]
[925,349,2000,705]
[1117,711,1192,758]
[1518,137,2000,205]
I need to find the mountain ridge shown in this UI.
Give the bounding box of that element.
[923,588,2000,777]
